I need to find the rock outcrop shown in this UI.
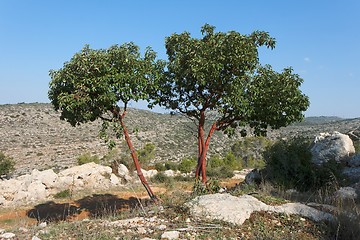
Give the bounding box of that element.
[311,131,355,165]
[0,162,130,207]
[186,193,334,226]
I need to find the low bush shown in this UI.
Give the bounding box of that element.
[77,153,100,165]
[262,137,345,192]
[207,165,234,178]
[137,143,155,166]
[54,189,71,199]
[151,172,174,188]
[154,162,166,172]
[178,156,197,173]
[0,152,15,177]
[165,161,178,171]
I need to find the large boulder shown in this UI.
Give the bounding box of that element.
[311,131,355,165]
[186,193,334,226]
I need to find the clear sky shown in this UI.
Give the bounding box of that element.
[1,0,359,118]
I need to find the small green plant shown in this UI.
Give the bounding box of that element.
[137,143,155,167]
[54,189,72,199]
[354,140,360,153]
[164,161,179,171]
[151,172,174,188]
[0,152,15,176]
[192,179,221,196]
[154,162,166,172]
[178,156,197,173]
[77,152,100,165]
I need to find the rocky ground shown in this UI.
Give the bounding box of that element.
[1,103,360,239]
[1,103,359,177]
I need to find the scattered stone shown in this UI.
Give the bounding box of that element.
[232,168,253,180]
[137,226,147,234]
[31,236,42,240]
[38,222,47,228]
[161,230,180,240]
[0,232,16,239]
[335,187,358,201]
[244,169,261,185]
[157,224,167,230]
[18,227,29,232]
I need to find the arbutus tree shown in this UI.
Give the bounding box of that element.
[48,43,164,202]
[154,24,309,184]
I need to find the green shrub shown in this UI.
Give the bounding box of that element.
[151,172,174,188]
[137,143,155,166]
[231,136,271,168]
[54,189,71,199]
[208,154,223,168]
[207,165,234,178]
[354,140,360,153]
[223,151,241,170]
[193,179,221,196]
[154,162,166,172]
[165,161,178,171]
[178,156,197,173]
[77,153,100,165]
[0,152,15,176]
[263,137,344,192]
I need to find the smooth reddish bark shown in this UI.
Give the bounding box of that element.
[195,110,218,184]
[114,108,158,202]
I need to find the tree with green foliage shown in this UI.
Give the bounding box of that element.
[154,24,309,184]
[49,43,164,201]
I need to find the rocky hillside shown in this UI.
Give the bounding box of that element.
[1,103,359,176]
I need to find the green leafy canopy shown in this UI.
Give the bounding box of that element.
[155,24,309,136]
[49,43,164,127]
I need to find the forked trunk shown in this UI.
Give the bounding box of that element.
[195,116,217,184]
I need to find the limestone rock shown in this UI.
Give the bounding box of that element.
[342,166,360,182]
[311,131,355,165]
[349,154,360,167]
[161,230,180,240]
[334,187,358,201]
[244,169,261,185]
[187,193,334,226]
[0,232,16,239]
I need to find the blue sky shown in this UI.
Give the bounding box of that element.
[1,0,359,118]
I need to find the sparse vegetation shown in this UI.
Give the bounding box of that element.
[262,137,345,192]
[76,152,100,165]
[1,104,360,239]
[137,143,156,167]
[53,189,72,199]
[0,151,15,177]
[178,156,197,173]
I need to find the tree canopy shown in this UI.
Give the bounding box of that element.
[49,43,163,126]
[49,42,164,201]
[154,24,309,183]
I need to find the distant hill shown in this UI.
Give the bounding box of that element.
[1,103,359,176]
[292,116,344,126]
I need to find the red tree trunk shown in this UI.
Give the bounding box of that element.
[116,109,158,202]
[195,112,217,184]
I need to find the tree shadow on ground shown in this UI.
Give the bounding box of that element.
[26,194,153,223]
[75,194,153,218]
[26,201,80,222]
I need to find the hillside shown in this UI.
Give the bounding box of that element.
[1,103,359,176]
